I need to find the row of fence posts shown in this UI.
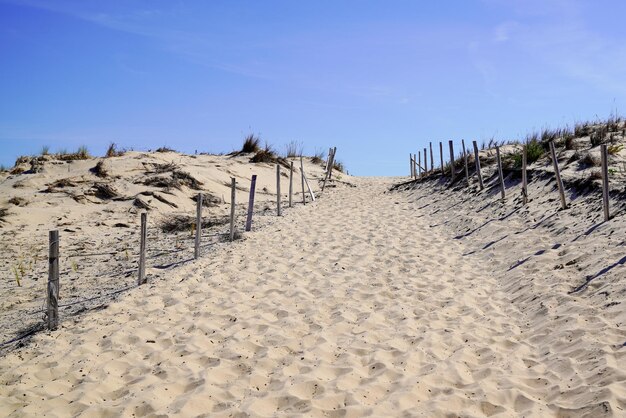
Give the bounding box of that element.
[43,150,336,331]
[409,141,612,220]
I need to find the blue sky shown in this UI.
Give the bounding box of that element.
[1,0,626,175]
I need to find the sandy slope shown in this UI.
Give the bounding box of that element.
[1,175,623,417]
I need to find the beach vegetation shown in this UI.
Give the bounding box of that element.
[241,134,261,153]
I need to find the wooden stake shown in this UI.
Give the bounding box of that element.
[47,230,59,330]
[418,151,422,178]
[300,156,306,205]
[245,175,257,231]
[549,141,567,210]
[522,145,528,205]
[423,148,427,177]
[322,149,335,191]
[448,140,455,181]
[289,161,293,208]
[328,147,337,180]
[429,142,434,172]
[472,141,484,190]
[409,154,414,178]
[413,154,417,178]
[230,177,236,241]
[138,213,147,285]
[194,194,202,259]
[462,139,469,186]
[495,146,506,200]
[601,144,610,221]
[276,164,281,216]
[439,142,444,174]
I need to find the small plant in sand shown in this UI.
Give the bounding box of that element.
[241,134,261,153]
[105,142,125,158]
[71,260,78,273]
[608,144,623,155]
[40,145,50,155]
[284,140,303,158]
[333,160,345,173]
[311,148,326,165]
[156,146,176,153]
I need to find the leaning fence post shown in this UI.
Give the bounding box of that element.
[448,140,455,181]
[276,164,281,216]
[138,213,147,285]
[47,230,59,330]
[429,142,434,172]
[495,146,506,200]
[245,175,257,231]
[549,141,567,210]
[194,194,202,259]
[462,139,469,186]
[413,154,417,179]
[601,144,610,221]
[300,156,306,205]
[289,161,294,208]
[472,141,484,190]
[522,145,528,205]
[439,142,444,174]
[230,178,236,241]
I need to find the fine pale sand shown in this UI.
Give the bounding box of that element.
[1,176,625,417]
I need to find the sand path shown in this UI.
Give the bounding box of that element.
[0,177,622,416]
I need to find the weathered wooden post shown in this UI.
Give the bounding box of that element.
[194,193,202,259]
[300,156,306,205]
[423,148,428,177]
[289,161,294,208]
[47,230,59,330]
[276,164,281,216]
[328,147,337,180]
[413,154,417,179]
[439,142,444,174]
[230,178,236,241]
[429,142,434,172]
[495,146,506,200]
[461,139,469,186]
[409,154,414,178]
[601,144,610,221]
[472,141,484,190]
[418,152,422,178]
[245,175,257,231]
[448,140,455,181]
[549,141,567,210]
[522,145,528,205]
[138,213,147,285]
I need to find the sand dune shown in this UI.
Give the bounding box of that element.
[1,172,624,416]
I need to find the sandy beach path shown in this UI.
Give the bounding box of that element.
[0,177,622,417]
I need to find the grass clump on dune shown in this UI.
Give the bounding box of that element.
[241,134,261,153]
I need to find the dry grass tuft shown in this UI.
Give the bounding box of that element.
[160,214,229,233]
[105,142,125,158]
[241,134,261,153]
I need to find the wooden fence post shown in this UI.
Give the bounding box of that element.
[47,230,59,330]
[448,140,455,181]
[462,139,469,186]
[276,164,281,216]
[418,152,422,178]
[289,161,293,208]
[230,178,236,241]
[472,141,484,190]
[138,213,147,285]
[601,144,610,221]
[300,156,306,205]
[194,194,202,259]
[549,141,567,210]
[423,148,428,177]
[409,154,413,178]
[413,154,417,178]
[245,175,257,231]
[522,145,528,205]
[322,148,336,191]
[429,142,434,172]
[439,142,444,174]
[328,147,337,180]
[495,146,506,200]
